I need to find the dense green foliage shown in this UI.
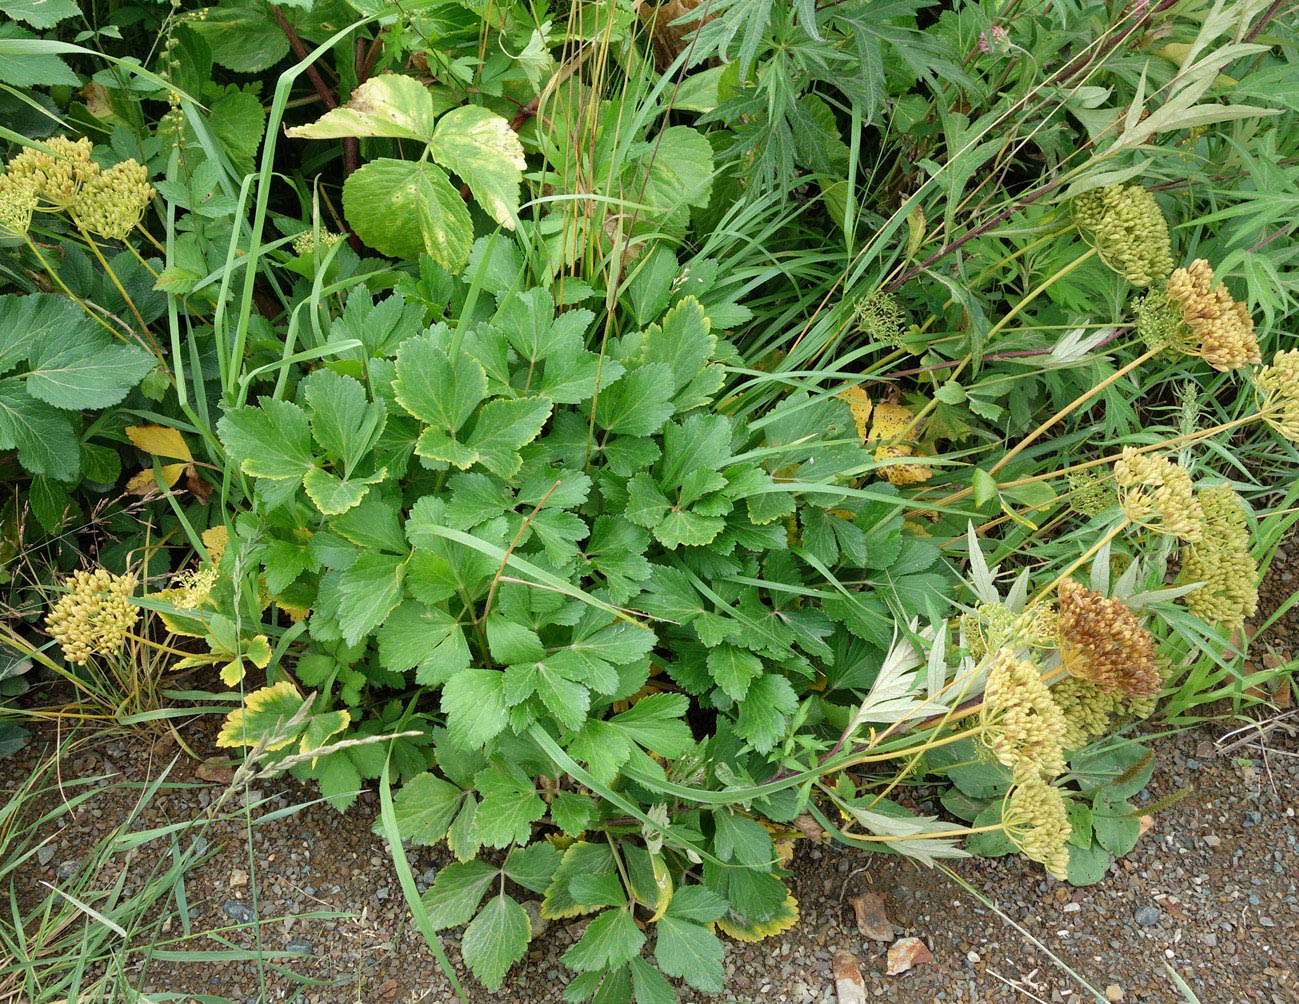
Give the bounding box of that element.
[2,0,1298,998]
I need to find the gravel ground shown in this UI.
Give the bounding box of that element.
[5,544,1298,1004]
[7,718,1295,1004]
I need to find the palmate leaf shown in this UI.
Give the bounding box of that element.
[343,159,473,271]
[464,396,553,478]
[393,335,486,433]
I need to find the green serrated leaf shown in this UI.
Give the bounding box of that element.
[343,159,473,270]
[461,893,532,990]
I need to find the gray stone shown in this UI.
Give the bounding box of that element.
[223,900,255,924]
[1134,905,1161,927]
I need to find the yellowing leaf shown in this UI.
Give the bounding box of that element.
[715,892,800,942]
[868,402,919,442]
[126,424,192,463]
[646,852,674,923]
[126,462,188,495]
[202,525,229,563]
[837,386,873,441]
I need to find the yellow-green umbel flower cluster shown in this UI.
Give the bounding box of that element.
[1005,773,1072,880]
[5,136,99,210]
[1178,485,1258,631]
[1257,349,1299,443]
[1067,468,1116,517]
[45,569,139,665]
[292,229,345,256]
[1113,447,1204,540]
[70,159,154,240]
[1051,676,1119,750]
[1072,183,1173,287]
[982,649,1067,780]
[1055,578,1161,697]
[1165,259,1260,371]
[853,290,908,347]
[0,172,38,239]
[962,602,1053,660]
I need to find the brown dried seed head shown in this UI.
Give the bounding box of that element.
[1055,578,1160,697]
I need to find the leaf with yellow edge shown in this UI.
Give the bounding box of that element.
[299,708,351,765]
[216,681,307,751]
[715,892,799,943]
[125,425,193,462]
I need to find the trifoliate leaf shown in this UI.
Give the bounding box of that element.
[542,841,617,920]
[594,363,675,437]
[715,891,800,942]
[303,368,385,473]
[550,790,595,835]
[609,694,692,758]
[387,771,464,846]
[218,397,314,482]
[216,681,307,751]
[302,467,386,515]
[336,552,405,646]
[393,334,486,433]
[378,600,468,679]
[287,73,445,142]
[502,842,561,894]
[474,763,545,848]
[464,396,552,478]
[705,644,763,702]
[734,673,798,753]
[314,748,364,812]
[629,957,676,1004]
